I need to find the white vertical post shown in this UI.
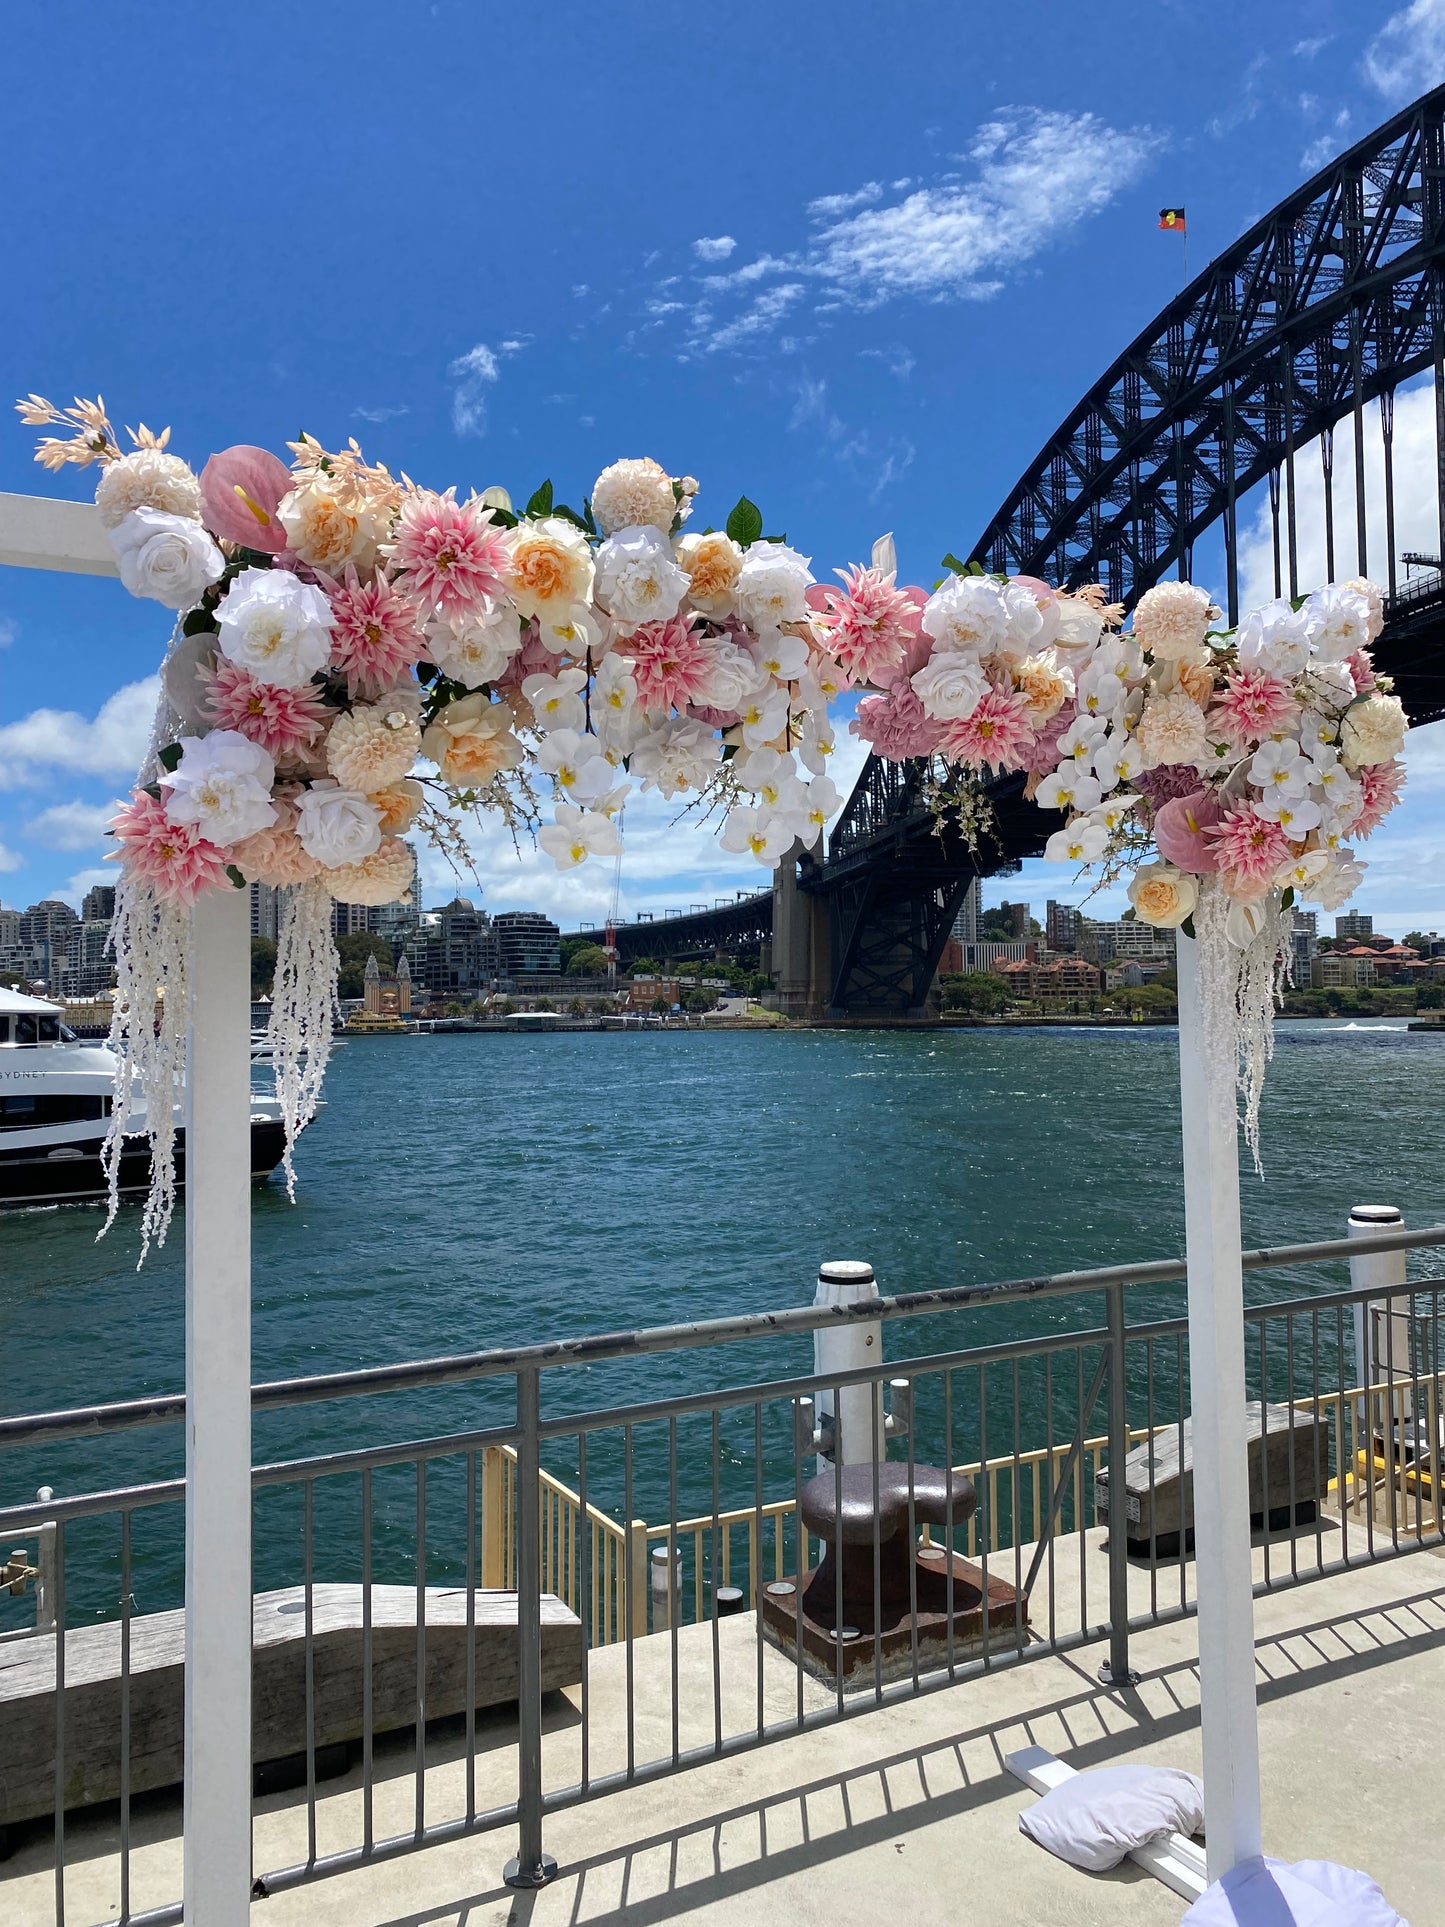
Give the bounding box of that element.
[1175,930,1263,1880]
[184,885,253,1925]
[813,1260,887,1465]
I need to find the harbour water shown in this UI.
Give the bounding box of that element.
[2,1022,1441,1620]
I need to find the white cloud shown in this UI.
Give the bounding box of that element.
[699,283,806,355]
[23,798,124,850]
[1301,135,1337,171]
[1294,34,1331,57]
[448,343,500,437]
[807,183,884,220]
[810,110,1156,300]
[352,403,409,423]
[0,844,20,873]
[692,235,736,262]
[0,676,158,787]
[860,344,916,379]
[1365,0,1445,95]
[0,616,16,649]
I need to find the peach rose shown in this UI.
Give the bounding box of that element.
[1127,862,1198,927]
[506,518,594,617]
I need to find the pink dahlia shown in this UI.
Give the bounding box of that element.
[819,565,922,686]
[111,789,229,906]
[850,684,945,761]
[1153,790,1223,873]
[938,684,1037,773]
[328,566,424,694]
[1354,757,1405,835]
[622,614,715,715]
[1345,649,1378,695]
[202,656,330,758]
[389,488,510,620]
[1209,668,1298,751]
[1207,808,1291,882]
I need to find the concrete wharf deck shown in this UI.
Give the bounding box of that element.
[3,1523,1441,1927]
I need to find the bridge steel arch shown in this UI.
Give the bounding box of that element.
[806,85,1445,1019]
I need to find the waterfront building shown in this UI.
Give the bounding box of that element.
[951,875,981,946]
[1045,900,1079,951]
[0,904,20,953]
[996,956,1102,999]
[249,882,279,942]
[1335,910,1373,941]
[406,898,500,1000]
[331,900,373,939]
[81,884,116,924]
[361,950,413,1017]
[494,910,562,979]
[998,900,1031,939]
[964,939,1035,972]
[371,844,422,948]
[1076,917,1175,964]
[62,919,116,997]
[1312,951,1378,987]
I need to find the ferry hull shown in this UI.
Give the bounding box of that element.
[0,1118,290,1209]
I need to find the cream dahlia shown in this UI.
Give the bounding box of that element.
[1136,691,1209,766]
[591,457,682,537]
[95,448,202,530]
[319,837,416,906]
[325,704,422,792]
[1132,581,1216,661]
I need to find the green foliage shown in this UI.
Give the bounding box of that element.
[335,931,394,1000]
[630,956,660,975]
[250,937,276,995]
[566,943,611,977]
[979,906,1021,941]
[651,995,671,1015]
[939,970,1009,1015]
[725,497,764,547]
[525,479,554,518]
[681,988,715,1013]
[1404,932,1434,954]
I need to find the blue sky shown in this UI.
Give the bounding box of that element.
[2,0,1443,935]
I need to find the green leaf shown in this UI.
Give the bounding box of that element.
[225,864,248,891]
[182,608,216,636]
[550,502,591,534]
[1179,914,1197,941]
[582,495,597,534]
[140,781,163,802]
[941,552,968,576]
[525,479,554,518]
[1280,885,1295,909]
[156,742,183,773]
[488,504,519,529]
[726,496,764,547]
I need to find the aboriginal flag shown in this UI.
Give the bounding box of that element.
[1159,207,1187,231]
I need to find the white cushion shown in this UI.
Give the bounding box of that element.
[1018,1764,1205,1872]
[1182,1857,1407,1927]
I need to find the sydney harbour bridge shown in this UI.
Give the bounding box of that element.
[569,86,1445,1016]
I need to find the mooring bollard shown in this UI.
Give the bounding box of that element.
[650,1542,683,1630]
[812,1260,886,1464]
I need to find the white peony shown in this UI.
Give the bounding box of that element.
[1132,581,1215,661]
[426,604,523,686]
[95,449,202,530]
[1341,576,1385,639]
[216,566,334,689]
[591,458,683,537]
[294,780,384,867]
[693,638,768,713]
[110,508,224,610]
[920,573,1011,655]
[1305,584,1376,664]
[910,653,988,721]
[1339,693,1408,770]
[734,542,815,629]
[594,525,690,626]
[1310,848,1367,911]
[159,729,277,844]
[1235,598,1312,678]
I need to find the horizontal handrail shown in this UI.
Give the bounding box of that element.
[2,1225,1440,1450]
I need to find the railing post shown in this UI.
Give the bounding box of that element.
[34,1487,56,1635]
[504,1367,556,1891]
[1349,1204,1405,1492]
[1100,1282,1139,1688]
[480,1447,507,1589]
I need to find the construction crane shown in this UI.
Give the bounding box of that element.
[603,811,624,987]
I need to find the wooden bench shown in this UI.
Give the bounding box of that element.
[1095,1404,1327,1557]
[0,1584,582,1829]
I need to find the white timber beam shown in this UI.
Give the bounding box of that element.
[0,489,118,575]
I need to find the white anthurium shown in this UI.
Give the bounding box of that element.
[538,802,623,870]
[1225,899,1272,948]
[751,629,810,680]
[535,602,604,656]
[797,711,836,775]
[1275,849,1331,895]
[733,746,798,808]
[521,667,588,732]
[536,728,615,802]
[1043,819,1109,863]
[1250,738,1312,797]
[720,803,796,866]
[1035,766,1103,815]
[738,687,791,750]
[1089,792,1143,835]
[160,729,278,843]
[1051,596,1105,662]
[1058,714,1107,766]
[1254,791,1322,836]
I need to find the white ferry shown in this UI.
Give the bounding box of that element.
[0,986,290,1209]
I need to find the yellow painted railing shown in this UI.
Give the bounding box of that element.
[483,1370,1443,1645]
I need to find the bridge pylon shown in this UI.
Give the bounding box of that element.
[770,841,831,1019]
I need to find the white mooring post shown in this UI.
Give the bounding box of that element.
[184,884,254,1925]
[1174,931,1263,1881]
[812,1260,887,1464]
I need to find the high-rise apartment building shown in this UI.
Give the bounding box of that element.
[1045,900,1079,951]
[493,911,562,979]
[1335,911,1373,941]
[405,898,500,1000]
[951,875,981,946]
[81,884,116,924]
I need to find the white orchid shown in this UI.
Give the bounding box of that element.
[737,687,791,750]
[751,630,810,680]
[1089,792,1143,835]
[1250,737,1312,797]
[733,746,798,807]
[720,803,795,866]
[538,802,623,870]
[1093,728,1152,788]
[797,711,837,775]
[535,728,615,802]
[522,667,589,732]
[1036,766,1103,815]
[1274,849,1331,895]
[629,718,722,796]
[1253,791,1321,837]
[1043,820,1109,863]
[797,774,844,839]
[535,602,604,657]
[1058,714,1107,766]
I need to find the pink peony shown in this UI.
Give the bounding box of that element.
[328,566,424,694]
[817,565,923,687]
[1153,790,1223,873]
[850,684,945,760]
[493,619,556,695]
[202,656,330,758]
[199,445,293,552]
[621,614,716,715]
[111,789,229,906]
[1208,668,1298,751]
[1207,808,1291,882]
[388,488,510,620]
[1026,700,1076,775]
[1354,757,1404,835]
[938,684,1037,773]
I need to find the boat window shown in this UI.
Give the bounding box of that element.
[37,1017,61,1042]
[0,1094,108,1129]
[14,1017,38,1044]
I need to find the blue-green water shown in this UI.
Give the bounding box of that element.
[1,1022,1441,1624]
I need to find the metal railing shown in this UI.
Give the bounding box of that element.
[1,1220,1442,1924]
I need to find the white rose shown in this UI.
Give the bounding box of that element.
[921,573,1010,655]
[594,525,690,626]
[733,542,815,629]
[909,654,989,721]
[216,566,335,689]
[1339,693,1408,770]
[294,779,384,867]
[425,604,522,686]
[109,508,224,610]
[159,729,277,844]
[692,639,768,712]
